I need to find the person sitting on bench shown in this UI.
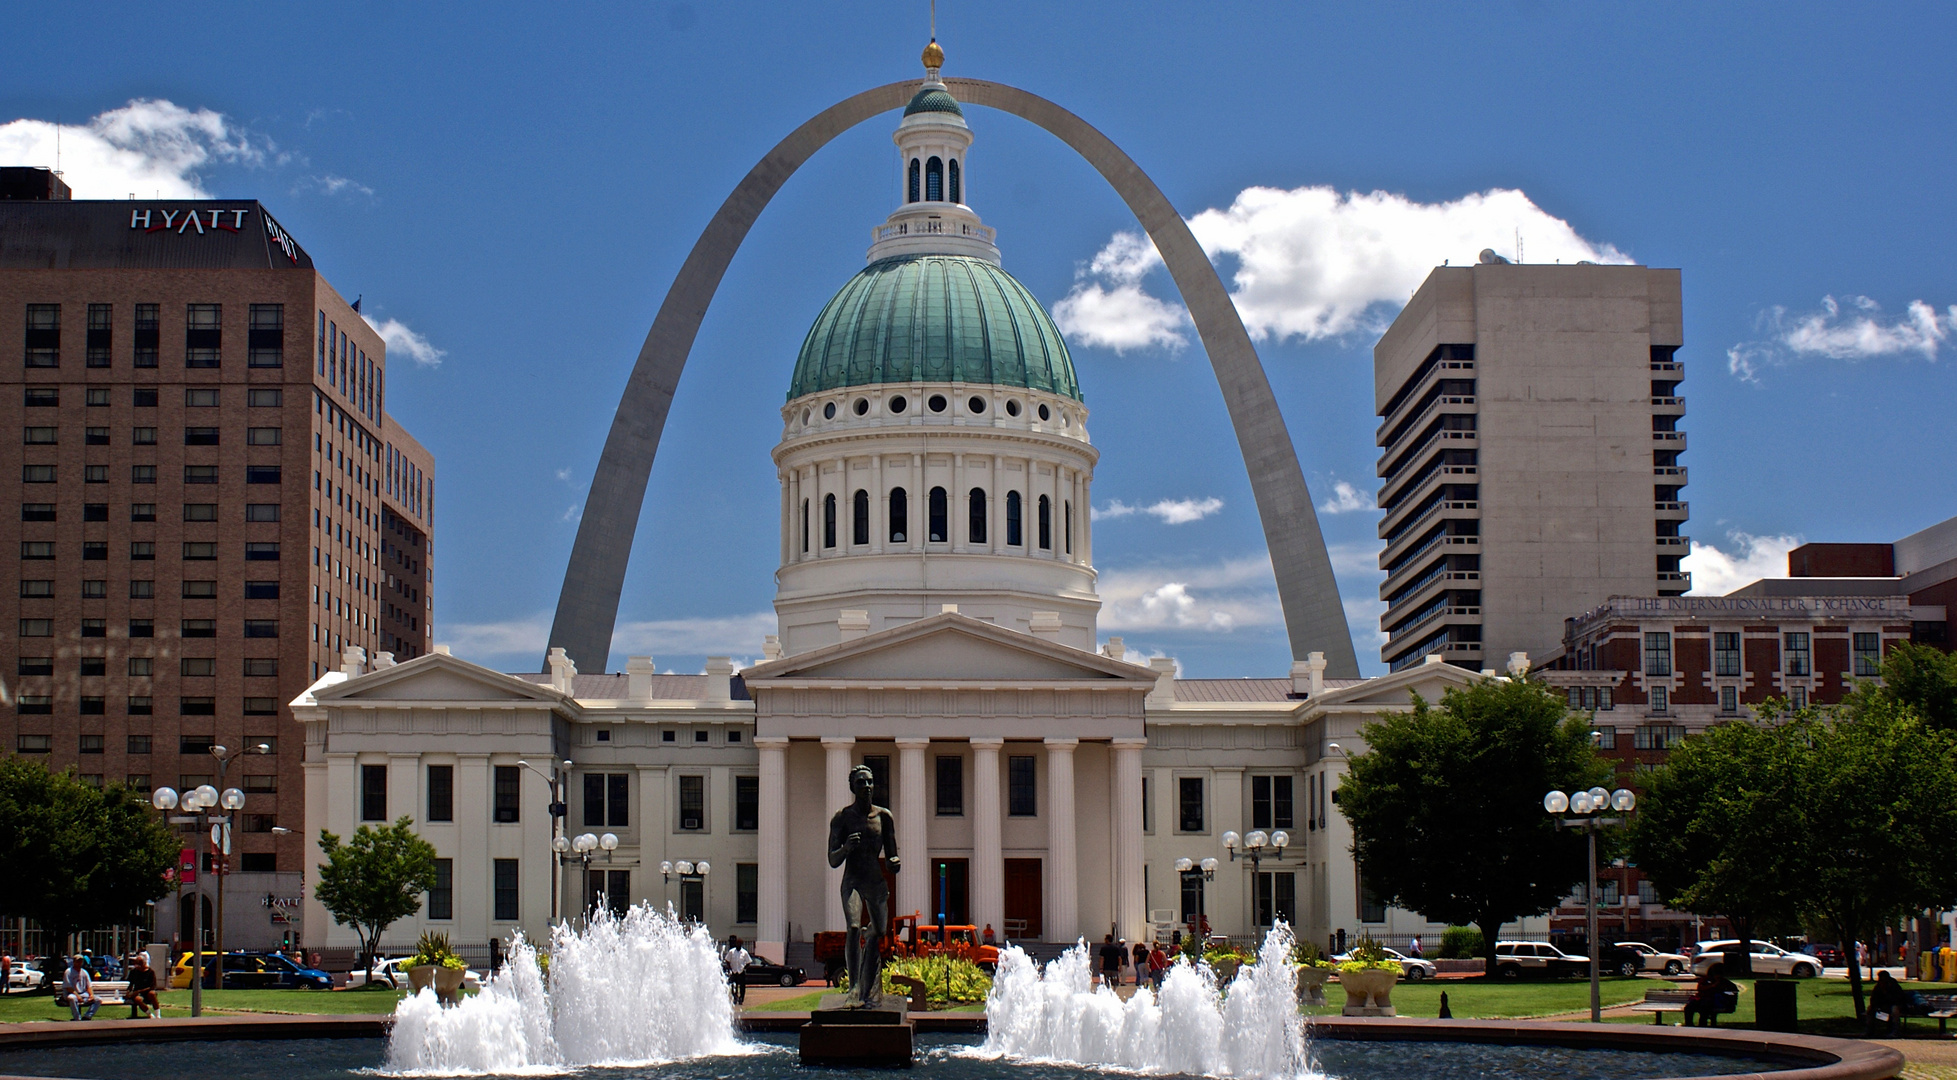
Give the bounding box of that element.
[1867,970,1906,1037]
[1684,963,1738,1027]
[125,954,159,1019]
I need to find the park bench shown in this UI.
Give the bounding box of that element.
[55,980,128,1007]
[1629,987,1740,1026]
[1898,993,1957,1033]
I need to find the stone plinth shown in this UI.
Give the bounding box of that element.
[800,997,914,1067]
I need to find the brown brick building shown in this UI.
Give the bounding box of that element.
[1,169,434,948]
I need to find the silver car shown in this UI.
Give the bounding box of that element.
[1334,946,1438,980]
[1690,939,1819,978]
[1616,941,1690,976]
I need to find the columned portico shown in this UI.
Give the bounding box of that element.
[755,736,790,963]
[970,737,1005,936]
[1043,737,1079,944]
[822,736,855,931]
[895,737,931,924]
[1112,737,1147,941]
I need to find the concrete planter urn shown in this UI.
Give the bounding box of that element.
[1338,967,1399,1016]
[1211,957,1242,984]
[1295,965,1332,1007]
[409,964,467,1005]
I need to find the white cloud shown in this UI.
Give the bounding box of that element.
[1055,185,1629,351]
[1327,540,1387,580]
[438,610,780,669]
[1094,497,1224,525]
[363,315,446,368]
[0,99,274,199]
[1318,481,1376,515]
[299,173,374,198]
[1098,555,1282,633]
[1344,597,1389,656]
[1682,532,1803,596]
[440,613,550,660]
[1726,295,1957,382]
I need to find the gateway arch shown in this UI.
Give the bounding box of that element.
[547,77,1360,678]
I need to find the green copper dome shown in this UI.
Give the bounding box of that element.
[789,255,1081,402]
[903,85,964,118]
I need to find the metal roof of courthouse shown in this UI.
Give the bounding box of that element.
[0,200,314,270]
[1171,678,1366,703]
[789,254,1081,402]
[904,85,964,118]
[509,672,751,701]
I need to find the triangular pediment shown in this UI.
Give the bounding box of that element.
[1317,658,1484,708]
[313,652,572,704]
[743,613,1157,684]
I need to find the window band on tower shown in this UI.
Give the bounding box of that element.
[926,156,944,201]
[852,489,870,546]
[908,159,921,204]
[928,487,948,543]
[1038,495,1052,550]
[889,487,908,543]
[823,493,837,549]
[1006,490,1022,546]
[1065,500,1073,554]
[948,159,961,203]
[968,487,987,544]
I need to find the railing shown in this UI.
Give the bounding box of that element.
[1651,396,1684,407]
[1379,426,1477,481]
[873,220,997,244]
[1378,359,1476,434]
[1383,498,1478,546]
[1657,571,1692,585]
[1388,605,1481,643]
[1381,530,1478,582]
[1382,463,1476,515]
[1383,560,1480,608]
[1655,536,1689,548]
[1653,431,1685,442]
[1388,638,1481,672]
[1377,393,1476,448]
[1650,361,1682,373]
[1653,466,1685,477]
[1655,501,1687,513]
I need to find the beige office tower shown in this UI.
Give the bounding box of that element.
[1372,261,1686,672]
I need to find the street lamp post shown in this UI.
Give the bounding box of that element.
[519,759,572,922]
[1172,857,1219,941]
[659,858,712,923]
[1222,829,1290,929]
[561,832,619,919]
[1544,785,1637,1022]
[207,742,270,990]
[150,777,250,1018]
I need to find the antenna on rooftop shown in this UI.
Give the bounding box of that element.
[930,0,937,40]
[1515,226,1524,264]
[54,119,62,177]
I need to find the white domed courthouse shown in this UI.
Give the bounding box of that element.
[294,52,1499,967]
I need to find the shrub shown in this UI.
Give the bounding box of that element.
[879,955,991,1008]
[1439,926,1485,959]
[410,930,466,970]
[1335,934,1400,975]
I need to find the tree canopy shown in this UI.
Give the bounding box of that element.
[1337,676,1612,975]
[315,817,439,983]
[0,759,177,947]
[1876,641,1957,731]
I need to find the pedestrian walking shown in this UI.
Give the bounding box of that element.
[126,954,159,1019]
[1,952,10,995]
[63,956,98,1022]
[723,935,750,1006]
[1148,943,1169,991]
[1408,936,1423,959]
[1097,935,1124,988]
[983,924,996,946]
[1132,941,1149,985]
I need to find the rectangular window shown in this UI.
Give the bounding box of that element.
[1644,632,1672,676]
[242,657,277,676]
[1008,755,1037,816]
[185,426,219,446]
[1650,684,1669,713]
[16,656,52,675]
[134,303,158,367]
[127,695,152,714]
[245,542,280,561]
[735,775,759,831]
[245,503,280,522]
[244,619,278,638]
[246,426,281,445]
[133,426,157,445]
[180,658,216,677]
[16,734,52,753]
[82,541,107,560]
[83,465,107,484]
[248,304,283,367]
[1255,871,1297,927]
[185,388,219,408]
[23,388,57,407]
[21,541,54,560]
[179,696,215,715]
[22,464,55,483]
[180,735,215,755]
[244,581,279,600]
[18,618,52,637]
[23,426,56,444]
[182,579,217,597]
[79,656,105,676]
[1713,632,1741,677]
[427,765,454,822]
[241,773,277,793]
[1721,685,1738,713]
[184,503,218,522]
[129,618,154,637]
[246,465,281,484]
[936,755,963,815]
[85,303,112,367]
[130,541,155,560]
[21,503,55,521]
[1594,726,1618,749]
[130,503,156,523]
[83,502,107,521]
[1358,874,1387,923]
[1853,632,1881,676]
[494,765,521,823]
[85,427,108,445]
[678,775,706,831]
[20,579,52,598]
[248,388,281,407]
[429,859,453,920]
[184,465,219,484]
[360,764,388,820]
[493,859,520,921]
[24,303,59,367]
[737,863,759,924]
[183,543,217,560]
[80,618,106,637]
[131,465,156,484]
[127,774,153,793]
[1791,685,1809,709]
[1784,632,1811,676]
[185,304,220,367]
[1178,776,1205,832]
[583,773,630,827]
[127,735,151,754]
[242,697,278,715]
[862,755,891,809]
[77,696,105,716]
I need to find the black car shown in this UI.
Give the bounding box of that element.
[218,952,334,989]
[737,957,808,987]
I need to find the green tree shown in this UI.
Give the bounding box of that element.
[315,817,439,985]
[0,759,177,951]
[1876,641,1957,730]
[1337,677,1612,976]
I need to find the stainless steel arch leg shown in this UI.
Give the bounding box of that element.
[547,78,1358,677]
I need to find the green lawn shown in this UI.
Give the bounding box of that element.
[1597,978,1957,1035]
[1306,976,1651,1019]
[0,986,411,1023]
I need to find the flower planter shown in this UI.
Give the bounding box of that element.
[1211,958,1242,984]
[409,964,467,1005]
[1295,965,1331,1007]
[1338,967,1399,1016]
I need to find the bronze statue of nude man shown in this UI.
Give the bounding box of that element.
[827,764,900,1007]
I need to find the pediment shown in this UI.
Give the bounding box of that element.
[744,613,1156,684]
[315,653,570,704]
[1318,659,1483,708]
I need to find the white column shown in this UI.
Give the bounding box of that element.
[1112,738,1147,942]
[895,738,931,923]
[755,737,789,964]
[822,736,854,932]
[1044,737,1079,944]
[971,737,1005,936]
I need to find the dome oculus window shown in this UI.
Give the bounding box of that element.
[928,394,948,413]
[853,398,869,416]
[889,395,907,414]
[1005,400,1021,417]
[968,396,986,414]
[1037,403,1051,421]
[823,402,837,420]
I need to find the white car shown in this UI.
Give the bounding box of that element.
[1333,946,1437,980]
[1689,940,1820,978]
[6,962,41,989]
[346,956,483,991]
[1616,941,1690,976]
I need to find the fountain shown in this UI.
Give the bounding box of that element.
[386,901,742,1073]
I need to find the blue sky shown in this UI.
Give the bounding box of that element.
[5,2,1954,677]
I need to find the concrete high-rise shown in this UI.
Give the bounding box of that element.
[1,168,434,947]
[1372,258,1686,672]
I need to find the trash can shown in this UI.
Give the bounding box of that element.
[1755,979,1798,1032]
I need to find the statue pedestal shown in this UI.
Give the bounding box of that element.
[801,998,914,1067]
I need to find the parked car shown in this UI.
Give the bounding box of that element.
[1494,941,1588,978]
[5,961,42,990]
[346,956,484,991]
[219,952,333,990]
[1689,940,1820,978]
[1800,943,1845,967]
[1332,946,1437,980]
[736,957,808,987]
[1615,941,1690,976]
